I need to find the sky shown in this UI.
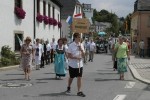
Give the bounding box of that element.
[80,0,136,17]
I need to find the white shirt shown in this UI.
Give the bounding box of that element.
[50,42,57,49]
[64,44,68,52]
[68,42,85,68]
[54,45,65,51]
[139,41,144,49]
[46,43,51,51]
[89,42,96,51]
[33,43,43,60]
[83,41,89,50]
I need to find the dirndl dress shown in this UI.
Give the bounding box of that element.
[117,58,127,73]
[54,47,66,77]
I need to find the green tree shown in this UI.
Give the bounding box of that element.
[123,13,132,35]
[99,9,109,15]
[93,9,120,36]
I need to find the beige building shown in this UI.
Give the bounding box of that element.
[131,0,150,55]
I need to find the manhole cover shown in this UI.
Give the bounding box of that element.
[0,83,32,88]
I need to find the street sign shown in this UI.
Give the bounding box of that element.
[72,18,90,33]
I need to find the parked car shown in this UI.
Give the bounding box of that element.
[96,41,105,53]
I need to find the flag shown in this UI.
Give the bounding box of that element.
[74,13,82,18]
[66,16,72,25]
[16,35,22,46]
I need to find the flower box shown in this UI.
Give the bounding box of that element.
[36,13,43,23]
[43,16,49,25]
[49,17,53,25]
[53,19,58,26]
[14,6,26,19]
[58,22,62,28]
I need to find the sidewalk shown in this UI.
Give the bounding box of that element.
[129,55,150,84]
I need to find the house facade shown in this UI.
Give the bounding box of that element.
[0,0,62,52]
[58,0,83,39]
[82,4,93,20]
[94,21,111,33]
[131,0,150,55]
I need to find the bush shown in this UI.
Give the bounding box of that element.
[1,57,11,66]
[1,45,11,58]
[0,45,20,67]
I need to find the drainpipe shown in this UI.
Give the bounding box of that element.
[33,0,36,39]
[60,7,62,38]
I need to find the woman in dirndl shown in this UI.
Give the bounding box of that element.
[54,38,66,79]
[114,36,130,80]
[20,36,34,80]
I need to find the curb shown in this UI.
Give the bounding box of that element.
[0,65,19,71]
[128,64,150,85]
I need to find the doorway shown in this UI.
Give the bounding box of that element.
[14,33,23,51]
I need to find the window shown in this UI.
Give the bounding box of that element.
[76,6,77,14]
[58,14,59,22]
[79,7,80,13]
[37,0,40,13]
[53,6,55,18]
[15,33,23,51]
[48,4,51,17]
[43,1,46,16]
[15,0,22,8]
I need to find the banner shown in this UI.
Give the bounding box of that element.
[72,18,90,33]
[74,13,82,18]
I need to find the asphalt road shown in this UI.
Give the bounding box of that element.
[0,53,149,100]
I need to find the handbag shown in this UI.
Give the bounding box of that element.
[113,59,117,69]
[113,44,119,70]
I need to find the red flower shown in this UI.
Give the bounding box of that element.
[53,19,58,26]
[43,16,49,25]
[36,13,43,23]
[14,6,26,19]
[58,22,62,28]
[49,17,53,25]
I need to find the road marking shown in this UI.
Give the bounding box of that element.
[0,83,32,88]
[125,82,136,88]
[113,95,126,100]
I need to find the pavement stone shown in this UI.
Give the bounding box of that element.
[129,55,150,84]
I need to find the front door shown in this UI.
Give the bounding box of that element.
[15,34,23,51]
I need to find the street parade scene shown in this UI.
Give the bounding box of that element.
[0,0,150,100]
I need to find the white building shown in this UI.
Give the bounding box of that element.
[0,0,62,51]
[94,21,112,32]
[82,3,93,23]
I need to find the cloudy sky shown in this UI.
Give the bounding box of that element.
[80,0,136,17]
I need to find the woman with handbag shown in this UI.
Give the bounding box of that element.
[114,36,130,80]
[112,38,118,71]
